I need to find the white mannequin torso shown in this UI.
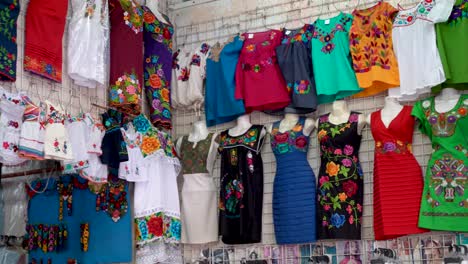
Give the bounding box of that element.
[266,114,315,136]
[434,88,461,113]
[316,100,366,135]
[367,96,404,128]
[228,114,267,139]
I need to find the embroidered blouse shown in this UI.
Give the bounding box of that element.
[0,0,19,81]
[350,1,400,97]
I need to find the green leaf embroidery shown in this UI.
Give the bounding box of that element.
[339,166,350,177]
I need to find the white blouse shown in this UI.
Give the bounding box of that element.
[67,0,109,88]
[389,0,455,101]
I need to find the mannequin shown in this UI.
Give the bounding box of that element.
[267,113,316,136]
[176,120,214,151]
[434,88,461,113]
[366,96,404,128]
[229,114,266,139]
[316,100,366,135]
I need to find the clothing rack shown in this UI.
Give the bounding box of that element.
[91,103,138,118]
[1,167,59,179]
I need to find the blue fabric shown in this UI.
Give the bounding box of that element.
[205,36,245,127]
[271,117,317,244]
[28,175,132,264]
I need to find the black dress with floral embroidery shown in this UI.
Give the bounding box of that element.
[218,125,264,244]
[317,112,363,239]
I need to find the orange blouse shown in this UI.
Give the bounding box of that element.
[350,2,400,97]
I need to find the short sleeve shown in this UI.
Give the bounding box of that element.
[411,100,432,137]
[427,0,456,23]
[384,2,399,20]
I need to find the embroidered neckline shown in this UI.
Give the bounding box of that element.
[271,118,308,154]
[313,13,352,54]
[448,0,468,24]
[421,95,468,137]
[393,0,435,27]
[281,24,314,45]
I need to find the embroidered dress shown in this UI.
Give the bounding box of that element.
[18,96,45,160]
[434,0,468,92]
[370,106,427,240]
[171,49,191,109]
[24,0,68,82]
[109,0,143,115]
[68,0,109,88]
[63,115,90,173]
[218,125,265,244]
[100,109,128,169]
[412,95,468,232]
[0,0,19,81]
[312,13,361,104]
[79,114,108,183]
[317,112,363,240]
[350,2,400,97]
[270,117,317,244]
[143,6,173,129]
[0,92,25,165]
[43,101,73,161]
[205,36,245,127]
[118,128,147,182]
[390,0,455,101]
[275,25,317,114]
[235,30,290,112]
[178,133,218,244]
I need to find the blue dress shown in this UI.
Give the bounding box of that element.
[270,117,316,244]
[205,36,245,127]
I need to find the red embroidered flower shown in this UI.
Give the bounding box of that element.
[147,216,163,237]
[7,54,12,60]
[349,215,354,224]
[295,136,307,148]
[78,161,85,166]
[407,16,413,22]
[54,141,59,147]
[9,4,15,10]
[11,36,16,43]
[3,142,9,149]
[319,176,329,187]
[274,133,289,144]
[163,28,171,39]
[343,180,358,197]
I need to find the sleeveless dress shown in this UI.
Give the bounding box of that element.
[270,117,316,244]
[0,0,20,81]
[370,106,427,240]
[178,134,218,244]
[412,95,468,232]
[218,125,265,244]
[317,112,363,240]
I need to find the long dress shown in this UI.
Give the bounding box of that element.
[412,95,468,232]
[218,125,265,244]
[270,117,316,244]
[370,106,427,240]
[178,134,218,244]
[316,112,363,240]
[0,0,20,81]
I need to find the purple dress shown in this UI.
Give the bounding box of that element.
[142,6,173,129]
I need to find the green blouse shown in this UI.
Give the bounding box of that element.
[412,94,468,232]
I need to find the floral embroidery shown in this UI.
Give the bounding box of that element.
[293,80,311,94]
[393,0,435,26]
[271,123,308,154]
[426,154,468,207]
[120,0,143,33]
[145,62,171,120]
[219,127,260,150]
[219,178,244,215]
[24,56,62,82]
[245,44,256,52]
[200,43,210,54]
[421,97,468,137]
[375,140,412,154]
[53,138,61,152]
[247,151,254,173]
[63,160,89,173]
[190,54,201,66]
[84,0,96,17]
[448,0,468,24]
[230,149,238,166]
[2,141,18,152]
[0,0,18,80]
[178,67,190,81]
[455,144,468,157]
[179,134,212,174]
[109,72,142,114]
[135,212,181,244]
[143,9,173,51]
[281,24,314,45]
[313,15,352,54]
[242,56,276,73]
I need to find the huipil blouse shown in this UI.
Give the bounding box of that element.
[108,0,143,115]
[235,30,290,112]
[350,1,400,97]
[0,0,20,81]
[389,0,455,101]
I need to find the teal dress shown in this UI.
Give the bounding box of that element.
[311,13,361,104]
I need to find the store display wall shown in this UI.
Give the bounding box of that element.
[168,0,465,263]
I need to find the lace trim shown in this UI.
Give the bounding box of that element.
[136,242,182,264]
[134,207,180,219]
[139,149,181,175]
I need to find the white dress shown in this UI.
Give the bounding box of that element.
[0,94,25,166]
[67,0,109,88]
[176,133,218,244]
[63,115,90,173]
[118,127,147,182]
[43,101,74,161]
[79,114,107,183]
[389,0,455,101]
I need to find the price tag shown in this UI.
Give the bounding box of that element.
[248,33,254,39]
[285,30,291,35]
[325,19,330,25]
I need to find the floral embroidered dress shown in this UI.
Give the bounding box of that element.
[389,0,455,101]
[143,6,173,129]
[412,95,468,232]
[171,48,191,109]
[370,106,427,240]
[218,125,265,244]
[312,13,361,104]
[350,2,399,97]
[434,0,468,92]
[0,90,26,165]
[24,0,68,82]
[109,0,143,115]
[131,114,182,263]
[43,101,74,161]
[100,109,128,169]
[317,112,363,240]
[270,117,317,244]
[275,25,317,114]
[18,95,45,160]
[235,30,290,112]
[0,0,19,81]
[68,0,109,88]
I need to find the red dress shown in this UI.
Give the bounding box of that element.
[235,30,290,112]
[24,0,68,82]
[370,105,427,240]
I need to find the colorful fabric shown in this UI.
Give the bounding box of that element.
[100,109,128,169]
[311,13,361,104]
[24,0,68,82]
[109,0,143,115]
[0,0,19,81]
[143,6,173,129]
[412,95,468,232]
[350,2,400,97]
[135,212,181,244]
[179,134,212,174]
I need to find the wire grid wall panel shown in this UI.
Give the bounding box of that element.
[168,0,465,263]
